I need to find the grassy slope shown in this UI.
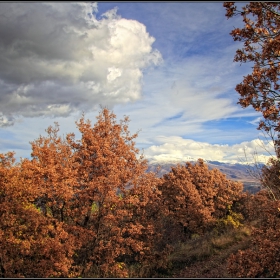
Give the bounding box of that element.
[159,225,253,278]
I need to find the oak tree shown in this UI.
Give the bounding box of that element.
[0,152,77,277]
[65,109,168,277]
[0,108,169,278]
[158,159,243,239]
[224,3,280,276]
[224,2,280,153]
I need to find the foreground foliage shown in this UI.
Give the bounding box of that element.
[0,109,169,277]
[1,108,280,277]
[224,2,280,277]
[226,190,280,277]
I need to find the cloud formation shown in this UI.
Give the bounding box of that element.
[0,2,161,126]
[144,136,276,164]
[114,50,254,147]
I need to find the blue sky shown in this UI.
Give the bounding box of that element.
[0,2,276,164]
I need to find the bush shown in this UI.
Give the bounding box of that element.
[158,159,243,239]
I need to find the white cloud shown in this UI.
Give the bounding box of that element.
[114,49,254,147]
[144,136,276,164]
[247,117,262,126]
[0,2,162,126]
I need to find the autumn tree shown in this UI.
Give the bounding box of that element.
[224,2,280,153]
[0,152,77,277]
[0,108,170,278]
[224,3,280,277]
[158,159,243,240]
[227,190,280,277]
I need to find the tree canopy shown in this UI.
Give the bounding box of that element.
[0,108,169,277]
[224,2,280,277]
[224,2,280,153]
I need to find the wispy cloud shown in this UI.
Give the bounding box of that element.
[113,47,260,147]
[247,117,262,126]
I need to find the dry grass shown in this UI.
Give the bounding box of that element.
[169,237,213,267]
[168,225,253,278]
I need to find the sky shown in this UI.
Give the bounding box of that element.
[0,2,276,165]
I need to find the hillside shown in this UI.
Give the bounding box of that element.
[169,225,252,278]
[146,160,262,194]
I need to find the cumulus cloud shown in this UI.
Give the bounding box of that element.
[144,136,276,164]
[0,2,162,126]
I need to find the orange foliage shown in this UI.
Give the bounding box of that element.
[227,190,280,277]
[224,2,280,150]
[158,159,243,238]
[0,108,169,277]
[224,3,280,276]
[0,152,76,277]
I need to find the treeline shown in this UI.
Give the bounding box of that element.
[0,108,279,277]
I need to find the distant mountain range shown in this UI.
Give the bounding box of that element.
[146,160,263,194]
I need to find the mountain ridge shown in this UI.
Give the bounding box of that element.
[146,159,262,194]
